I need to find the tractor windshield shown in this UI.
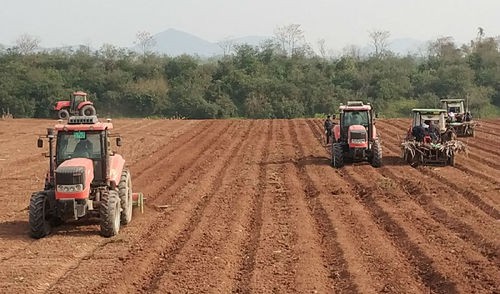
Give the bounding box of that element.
[56,132,102,162]
[343,111,369,127]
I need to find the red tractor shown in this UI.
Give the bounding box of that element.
[331,101,382,168]
[54,91,96,119]
[30,116,143,238]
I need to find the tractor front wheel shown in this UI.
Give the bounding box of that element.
[331,143,344,168]
[100,190,121,237]
[29,192,51,239]
[80,105,96,117]
[57,109,69,120]
[118,169,133,225]
[371,139,382,167]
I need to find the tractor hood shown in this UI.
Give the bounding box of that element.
[348,125,368,148]
[55,158,94,199]
[54,101,70,111]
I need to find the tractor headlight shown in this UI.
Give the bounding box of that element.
[351,138,366,144]
[57,184,84,193]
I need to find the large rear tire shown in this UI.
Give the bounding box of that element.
[331,143,344,168]
[80,105,96,116]
[29,192,51,239]
[57,109,69,120]
[100,190,121,237]
[118,169,133,225]
[371,139,382,167]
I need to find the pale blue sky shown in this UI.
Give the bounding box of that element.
[0,0,498,50]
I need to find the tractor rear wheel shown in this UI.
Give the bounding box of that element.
[29,192,51,239]
[57,109,69,120]
[371,139,382,167]
[331,143,344,168]
[100,190,121,237]
[118,169,133,225]
[80,105,96,116]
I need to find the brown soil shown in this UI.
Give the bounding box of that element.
[0,118,498,294]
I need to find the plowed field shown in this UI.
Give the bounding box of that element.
[0,118,499,294]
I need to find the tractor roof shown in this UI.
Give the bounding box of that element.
[73,91,87,96]
[440,98,464,102]
[55,116,113,131]
[339,101,372,111]
[411,109,447,114]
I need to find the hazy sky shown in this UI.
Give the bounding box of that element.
[1,0,499,51]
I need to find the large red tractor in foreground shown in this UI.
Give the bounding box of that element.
[30,116,143,238]
[54,91,96,119]
[331,101,382,168]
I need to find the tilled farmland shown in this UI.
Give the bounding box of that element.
[0,118,498,294]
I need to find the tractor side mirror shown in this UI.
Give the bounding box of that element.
[37,138,43,148]
[116,137,122,147]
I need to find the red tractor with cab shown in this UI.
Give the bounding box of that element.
[331,101,382,168]
[54,91,96,119]
[30,116,143,238]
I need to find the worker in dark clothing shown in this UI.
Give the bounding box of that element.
[424,120,440,143]
[324,115,334,144]
[73,139,93,158]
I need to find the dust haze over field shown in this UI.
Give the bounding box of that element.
[0,118,498,293]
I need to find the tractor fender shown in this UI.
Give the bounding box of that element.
[54,101,70,111]
[77,101,94,110]
[109,154,126,187]
[333,125,341,142]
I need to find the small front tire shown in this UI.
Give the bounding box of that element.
[331,143,344,168]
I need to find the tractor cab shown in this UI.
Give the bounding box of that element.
[70,91,88,112]
[440,99,472,122]
[408,109,448,144]
[54,116,118,187]
[410,109,447,132]
[335,101,375,145]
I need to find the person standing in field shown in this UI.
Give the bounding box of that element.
[324,115,334,145]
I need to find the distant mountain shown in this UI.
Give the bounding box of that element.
[148,28,221,56]
[360,38,428,56]
[132,29,270,56]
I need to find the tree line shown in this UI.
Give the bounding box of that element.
[1,26,500,119]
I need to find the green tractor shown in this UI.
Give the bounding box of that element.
[440,98,476,137]
[402,109,466,167]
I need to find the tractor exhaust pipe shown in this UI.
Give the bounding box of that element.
[47,128,55,185]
